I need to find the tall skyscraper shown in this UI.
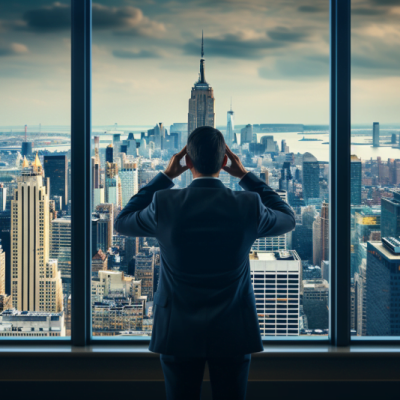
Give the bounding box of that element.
[119,162,139,208]
[240,124,253,144]
[105,162,121,210]
[154,123,166,150]
[106,144,113,163]
[366,238,400,336]
[0,211,10,295]
[350,155,362,205]
[249,250,301,336]
[302,152,320,204]
[188,31,216,135]
[312,202,329,267]
[226,102,235,146]
[381,196,400,238]
[373,122,380,147]
[0,184,6,211]
[170,123,188,149]
[43,155,68,209]
[50,217,71,296]
[302,279,329,329]
[134,252,155,301]
[113,134,121,156]
[11,155,63,312]
[93,136,101,189]
[94,203,114,253]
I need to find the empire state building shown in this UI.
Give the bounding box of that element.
[188,32,216,135]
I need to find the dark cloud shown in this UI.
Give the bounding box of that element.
[352,8,387,16]
[0,43,28,56]
[267,27,309,42]
[183,33,288,60]
[19,2,165,37]
[297,5,327,13]
[112,49,161,59]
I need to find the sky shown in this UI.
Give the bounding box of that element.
[0,0,399,128]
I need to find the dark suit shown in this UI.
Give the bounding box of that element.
[115,172,295,398]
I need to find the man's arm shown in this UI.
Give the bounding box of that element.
[114,172,174,237]
[239,172,296,238]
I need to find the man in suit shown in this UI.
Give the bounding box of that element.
[114,126,295,400]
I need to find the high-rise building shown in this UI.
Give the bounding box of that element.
[105,162,121,210]
[188,32,216,135]
[94,204,114,253]
[43,155,68,209]
[350,155,362,205]
[113,134,121,157]
[249,250,301,336]
[134,252,155,301]
[312,202,329,267]
[366,238,400,336]
[50,217,71,296]
[302,279,329,329]
[252,191,290,252]
[302,152,320,204]
[106,144,113,163]
[0,241,10,312]
[226,104,235,146]
[120,163,138,208]
[11,155,63,312]
[279,162,292,192]
[93,136,101,189]
[170,123,188,149]
[354,258,366,336]
[240,124,253,144]
[154,123,166,150]
[373,122,380,147]
[0,184,6,211]
[381,196,400,238]
[0,211,11,295]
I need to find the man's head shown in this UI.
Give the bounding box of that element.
[186,126,227,176]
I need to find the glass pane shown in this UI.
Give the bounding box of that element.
[92,0,330,339]
[351,1,400,339]
[0,1,70,338]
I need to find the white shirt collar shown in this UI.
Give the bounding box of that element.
[193,176,220,181]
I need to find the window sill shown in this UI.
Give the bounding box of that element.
[1,344,400,382]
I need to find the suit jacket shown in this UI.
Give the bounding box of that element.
[114,172,295,356]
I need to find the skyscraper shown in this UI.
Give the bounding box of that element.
[381,196,400,238]
[154,123,166,150]
[226,102,235,146]
[240,124,253,144]
[302,152,320,204]
[0,211,10,295]
[119,162,138,208]
[93,136,101,189]
[350,155,362,205]
[0,184,7,211]
[302,279,329,329]
[312,202,329,267]
[11,155,63,312]
[373,122,380,147]
[134,252,155,301]
[43,155,68,209]
[105,162,121,210]
[188,32,216,135]
[94,203,114,253]
[366,239,400,336]
[106,144,113,164]
[249,250,301,336]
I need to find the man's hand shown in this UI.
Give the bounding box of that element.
[222,145,248,179]
[164,146,189,179]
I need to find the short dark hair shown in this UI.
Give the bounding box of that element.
[187,126,226,175]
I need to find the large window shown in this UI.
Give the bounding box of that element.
[90,0,330,339]
[0,1,71,338]
[351,0,400,339]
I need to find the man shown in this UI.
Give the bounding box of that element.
[115,126,295,400]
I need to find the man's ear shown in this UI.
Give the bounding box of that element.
[221,154,228,168]
[186,154,194,169]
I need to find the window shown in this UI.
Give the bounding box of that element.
[0,0,70,339]
[351,0,400,339]
[90,0,330,340]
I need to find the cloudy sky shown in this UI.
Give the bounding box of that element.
[0,0,399,128]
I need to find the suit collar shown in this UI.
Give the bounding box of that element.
[188,178,226,189]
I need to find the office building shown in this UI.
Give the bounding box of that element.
[94,203,113,253]
[249,250,301,336]
[106,144,113,164]
[0,211,11,295]
[93,136,101,189]
[381,197,400,238]
[252,191,289,252]
[365,239,400,336]
[241,124,253,144]
[134,252,155,301]
[92,249,108,277]
[113,134,121,156]
[291,224,313,263]
[119,162,138,208]
[373,122,380,147]
[351,155,362,205]
[0,309,65,337]
[188,32,216,135]
[105,162,121,210]
[260,135,277,152]
[154,123,166,150]
[302,152,320,203]
[43,155,68,209]
[0,240,5,296]
[226,105,235,146]
[302,279,329,329]
[11,155,63,312]
[0,184,6,211]
[170,123,188,149]
[354,258,367,336]
[50,217,71,296]
[313,202,329,267]
[260,168,269,185]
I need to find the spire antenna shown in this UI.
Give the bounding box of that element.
[201,30,204,58]
[230,97,232,111]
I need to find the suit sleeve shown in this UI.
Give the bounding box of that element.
[239,172,296,238]
[114,172,174,237]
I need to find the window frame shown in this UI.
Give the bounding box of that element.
[5,0,396,347]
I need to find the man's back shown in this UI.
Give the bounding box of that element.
[115,173,295,356]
